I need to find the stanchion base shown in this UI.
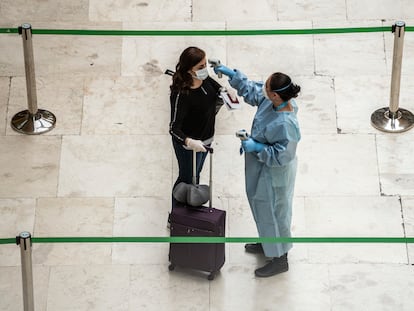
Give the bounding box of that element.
[11,109,56,135]
[371,108,414,133]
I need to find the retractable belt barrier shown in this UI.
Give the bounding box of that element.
[1,23,414,135]
[1,236,414,245]
[2,23,414,311]
[0,26,414,36]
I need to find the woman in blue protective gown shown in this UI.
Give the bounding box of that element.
[214,64,301,277]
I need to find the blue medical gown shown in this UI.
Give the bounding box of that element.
[229,70,301,257]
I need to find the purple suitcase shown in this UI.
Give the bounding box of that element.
[168,148,226,280]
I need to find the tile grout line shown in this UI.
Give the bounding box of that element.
[373,134,384,195]
[190,0,193,22]
[4,76,12,135]
[55,135,64,198]
[327,264,334,311]
[311,20,317,76]
[399,196,410,265]
[331,76,341,134]
[381,19,389,73]
[79,77,86,136]
[344,0,349,21]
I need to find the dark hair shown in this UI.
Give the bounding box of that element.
[269,72,301,101]
[170,47,206,93]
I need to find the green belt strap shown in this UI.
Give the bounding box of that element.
[2,236,414,245]
[0,26,413,36]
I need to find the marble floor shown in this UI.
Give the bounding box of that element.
[1,1,414,310]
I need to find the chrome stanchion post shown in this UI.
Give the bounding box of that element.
[371,21,414,133]
[16,232,35,311]
[11,23,56,135]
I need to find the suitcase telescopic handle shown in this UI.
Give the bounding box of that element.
[192,147,213,208]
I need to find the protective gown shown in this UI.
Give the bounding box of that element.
[229,70,301,258]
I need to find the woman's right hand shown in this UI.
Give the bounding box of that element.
[186,138,207,152]
[213,64,235,78]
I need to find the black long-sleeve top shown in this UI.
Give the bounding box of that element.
[169,77,221,144]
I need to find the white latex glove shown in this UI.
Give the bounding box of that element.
[186,138,207,152]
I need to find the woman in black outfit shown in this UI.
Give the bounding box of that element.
[169,46,222,207]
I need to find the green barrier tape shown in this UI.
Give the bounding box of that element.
[0,238,16,245]
[2,236,414,245]
[0,28,18,34]
[29,27,390,36]
[3,26,414,36]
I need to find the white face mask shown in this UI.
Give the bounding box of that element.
[194,67,209,80]
[262,84,270,100]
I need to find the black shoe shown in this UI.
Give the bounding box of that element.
[254,254,288,277]
[244,243,264,254]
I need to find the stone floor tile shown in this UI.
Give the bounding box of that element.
[0,136,61,198]
[121,22,226,77]
[0,34,23,77]
[346,0,405,21]
[0,0,89,23]
[335,74,414,134]
[0,77,9,135]
[82,76,170,135]
[226,196,259,238]
[0,265,49,311]
[401,7,414,20]
[278,0,347,21]
[129,264,210,311]
[112,197,170,265]
[303,196,407,264]
[89,0,191,22]
[0,33,122,77]
[114,197,171,236]
[192,0,278,22]
[329,263,414,311]
[376,132,414,195]
[314,31,386,76]
[226,21,314,77]
[112,243,169,265]
[210,263,331,311]
[58,135,172,197]
[7,76,84,135]
[295,134,379,196]
[402,196,414,264]
[296,75,338,134]
[335,75,389,134]
[0,244,19,266]
[206,135,247,198]
[33,243,112,266]
[47,265,130,311]
[34,197,114,236]
[37,35,123,76]
[0,198,35,238]
[226,196,260,265]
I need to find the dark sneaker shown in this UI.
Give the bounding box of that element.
[244,243,264,254]
[254,254,288,277]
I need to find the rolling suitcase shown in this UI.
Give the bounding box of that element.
[168,148,226,280]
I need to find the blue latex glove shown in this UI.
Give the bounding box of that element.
[213,64,235,78]
[242,138,265,153]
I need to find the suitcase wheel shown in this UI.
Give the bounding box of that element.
[168,264,175,271]
[207,272,215,281]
